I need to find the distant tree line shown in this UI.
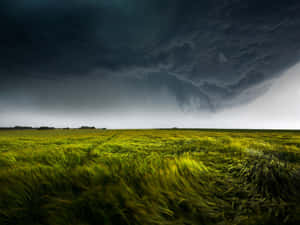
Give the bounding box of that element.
[79,126,96,129]
[37,126,55,130]
[0,126,107,130]
[0,126,34,130]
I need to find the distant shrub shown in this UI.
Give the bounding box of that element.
[79,126,96,129]
[38,126,55,130]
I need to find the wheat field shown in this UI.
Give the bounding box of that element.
[0,129,299,225]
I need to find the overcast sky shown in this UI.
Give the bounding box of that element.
[1,0,300,128]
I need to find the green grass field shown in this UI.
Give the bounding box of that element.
[0,129,300,225]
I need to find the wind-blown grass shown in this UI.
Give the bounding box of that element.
[0,129,299,225]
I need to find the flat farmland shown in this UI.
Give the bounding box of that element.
[0,129,299,225]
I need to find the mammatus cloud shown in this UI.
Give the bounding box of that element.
[1,0,300,127]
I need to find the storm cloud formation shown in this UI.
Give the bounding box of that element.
[1,0,300,127]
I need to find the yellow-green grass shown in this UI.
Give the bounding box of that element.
[0,129,300,225]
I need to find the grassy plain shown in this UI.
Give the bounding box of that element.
[0,129,300,225]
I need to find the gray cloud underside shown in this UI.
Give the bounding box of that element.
[1,0,300,111]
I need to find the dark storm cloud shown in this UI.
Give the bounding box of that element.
[1,0,300,111]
